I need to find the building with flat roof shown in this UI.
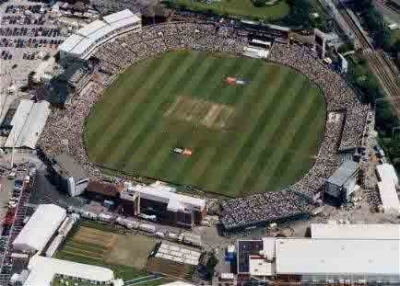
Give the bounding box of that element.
[237,236,400,284]
[51,153,89,197]
[275,238,400,284]
[311,223,400,240]
[13,204,66,253]
[324,160,359,204]
[120,182,206,228]
[59,9,141,60]
[23,255,115,286]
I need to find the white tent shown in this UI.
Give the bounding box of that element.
[24,255,114,286]
[13,204,66,253]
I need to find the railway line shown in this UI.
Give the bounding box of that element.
[338,4,400,117]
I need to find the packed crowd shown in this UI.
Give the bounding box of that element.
[94,22,246,75]
[220,189,312,231]
[39,21,369,227]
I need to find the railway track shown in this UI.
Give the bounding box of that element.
[339,4,400,117]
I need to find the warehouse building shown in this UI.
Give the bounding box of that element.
[324,160,359,205]
[22,255,115,286]
[120,182,206,228]
[13,204,66,253]
[4,100,50,149]
[50,153,89,197]
[58,9,141,60]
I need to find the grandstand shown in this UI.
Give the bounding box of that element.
[40,20,369,231]
[58,9,141,60]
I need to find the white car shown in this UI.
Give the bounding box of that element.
[173,147,184,154]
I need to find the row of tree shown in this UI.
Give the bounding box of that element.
[352,1,400,173]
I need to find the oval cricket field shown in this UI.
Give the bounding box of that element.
[84,50,326,197]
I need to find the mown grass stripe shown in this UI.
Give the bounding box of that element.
[112,52,206,170]
[236,86,322,195]
[250,83,323,192]
[151,57,256,183]
[267,94,325,189]
[173,58,262,185]
[161,58,254,183]
[102,58,201,167]
[191,64,285,194]
[207,69,297,194]
[94,52,195,163]
[229,77,312,194]
[89,52,183,159]
[85,56,163,143]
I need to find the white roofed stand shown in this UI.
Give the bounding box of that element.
[59,9,141,60]
[13,204,66,253]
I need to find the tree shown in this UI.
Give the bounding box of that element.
[354,0,373,12]
[284,0,312,28]
[204,253,219,280]
[252,0,266,8]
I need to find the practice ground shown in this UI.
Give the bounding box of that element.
[84,50,326,197]
[168,0,290,20]
[55,223,160,282]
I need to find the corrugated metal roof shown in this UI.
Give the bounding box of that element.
[327,160,359,187]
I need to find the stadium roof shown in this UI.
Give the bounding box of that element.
[103,9,138,24]
[275,238,400,276]
[376,163,399,186]
[77,19,106,37]
[24,255,114,286]
[13,204,66,252]
[311,223,400,240]
[4,100,50,149]
[58,9,140,59]
[52,153,88,183]
[326,160,359,187]
[58,34,84,54]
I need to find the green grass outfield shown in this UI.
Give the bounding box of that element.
[165,0,290,21]
[84,50,326,197]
